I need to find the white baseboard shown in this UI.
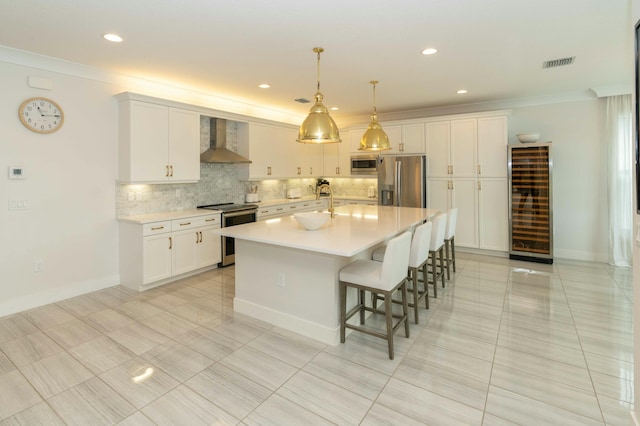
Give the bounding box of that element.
[0,274,120,317]
[234,297,339,346]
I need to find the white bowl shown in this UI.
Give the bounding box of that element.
[294,212,330,231]
[517,133,540,143]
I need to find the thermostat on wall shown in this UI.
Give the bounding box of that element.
[8,166,25,180]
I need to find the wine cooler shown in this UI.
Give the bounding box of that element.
[508,142,553,263]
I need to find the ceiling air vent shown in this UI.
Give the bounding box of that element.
[543,56,575,69]
[294,98,310,103]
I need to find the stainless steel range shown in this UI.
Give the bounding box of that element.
[198,203,258,266]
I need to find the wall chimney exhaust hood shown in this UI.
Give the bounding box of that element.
[200,117,251,164]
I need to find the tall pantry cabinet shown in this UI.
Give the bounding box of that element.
[426,113,509,251]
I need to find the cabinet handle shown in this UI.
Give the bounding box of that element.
[205,218,216,222]
[170,165,174,177]
[276,208,284,211]
[290,206,297,209]
[310,167,313,175]
[151,226,165,231]
[478,165,481,175]
[400,142,405,152]
[166,165,170,177]
[267,166,272,176]
[200,231,203,243]
[169,236,172,250]
[297,167,301,175]
[478,181,482,190]
[336,166,340,175]
[179,222,191,226]
[195,231,200,243]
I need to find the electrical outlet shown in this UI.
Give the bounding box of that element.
[277,273,286,288]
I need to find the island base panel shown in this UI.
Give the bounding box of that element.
[233,239,373,345]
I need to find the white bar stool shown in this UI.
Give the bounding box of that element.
[339,231,412,360]
[444,208,458,280]
[371,221,432,323]
[428,213,447,297]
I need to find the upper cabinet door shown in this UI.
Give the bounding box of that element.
[168,108,200,182]
[125,101,169,182]
[477,116,508,178]
[450,119,477,177]
[118,98,200,184]
[426,121,450,177]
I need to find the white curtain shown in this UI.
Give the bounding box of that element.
[605,94,633,266]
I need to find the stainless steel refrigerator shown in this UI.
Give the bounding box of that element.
[378,155,427,208]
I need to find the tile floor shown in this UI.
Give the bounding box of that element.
[0,253,633,425]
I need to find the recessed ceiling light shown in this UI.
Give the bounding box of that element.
[330,107,339,111]
[103,33,123,43]
[258,83,270,89]
[457,89,468,94]
[421,48,438,55]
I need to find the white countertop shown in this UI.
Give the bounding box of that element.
[117,208,221,224]
[217,205,439,257]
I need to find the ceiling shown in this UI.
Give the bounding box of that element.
[0,0,633,123]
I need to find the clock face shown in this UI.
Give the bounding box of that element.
[19,97,65,134]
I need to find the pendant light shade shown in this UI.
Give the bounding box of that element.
[359,80,391,151]
[297,47,341,144]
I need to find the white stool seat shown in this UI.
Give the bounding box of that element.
[339,231,412,360]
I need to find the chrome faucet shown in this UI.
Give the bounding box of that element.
[316,183,334,218]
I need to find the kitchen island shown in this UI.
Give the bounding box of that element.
[218,205,439,345]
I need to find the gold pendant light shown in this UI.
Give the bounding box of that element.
[297,47,341,144]
[359,80,391,151]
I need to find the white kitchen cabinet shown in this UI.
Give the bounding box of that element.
[477,116,508,178]
[427,178,478,248]
[478,178,509,251]
[120,213,221,291]
[257,199,327,221]
[323,134,351,177]
[143,227,173,284]
[426,112,508,252]
[348,127,368,153]
[384,122,425,154]
[291,136,324,177]
[117,99,200,183]
[238,122,295,179]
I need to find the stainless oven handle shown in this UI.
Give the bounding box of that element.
[223,210,257,219]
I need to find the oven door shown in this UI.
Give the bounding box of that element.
[221,210,257,266]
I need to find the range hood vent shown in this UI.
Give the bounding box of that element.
[200,118,251,164]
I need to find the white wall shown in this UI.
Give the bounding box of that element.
[0,61,121,316]
[632,0,640,423]
[509,100,607,261]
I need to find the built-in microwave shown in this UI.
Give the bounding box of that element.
[350,155,379,175]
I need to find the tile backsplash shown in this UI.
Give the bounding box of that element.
[116,117,376,217]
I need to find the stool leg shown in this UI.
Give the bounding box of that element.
[339,282,346,343]
[401,281,410,338]
[422,263,429,309]
[359,289,365,324]
[409,267,419,324]
[445,240,451,280]
[451,236,456,272]
[384,290,394,360]
[439,246,445,288]
[430,251,438,298]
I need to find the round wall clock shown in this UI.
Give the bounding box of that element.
[18,97,65,134]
